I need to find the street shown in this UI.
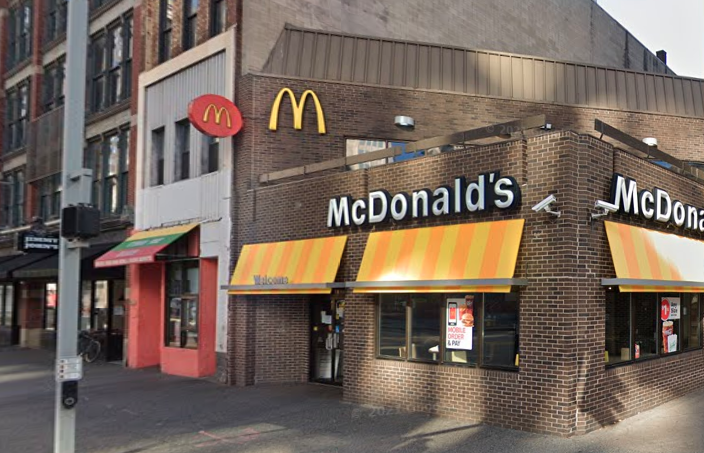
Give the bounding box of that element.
[2,348,704,453]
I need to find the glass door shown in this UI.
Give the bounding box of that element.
[0,284,17,346]
[78,279,126,362]
[107,280,125,361]
[310,298,344,385]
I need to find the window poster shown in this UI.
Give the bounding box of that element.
[446,296,474,350]
[661,297,680,353]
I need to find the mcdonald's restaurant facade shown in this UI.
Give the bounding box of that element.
[222,61,704,436]
[111,25,704,434]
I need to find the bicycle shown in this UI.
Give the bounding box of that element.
[78,330,101,363]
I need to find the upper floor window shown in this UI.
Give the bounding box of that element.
[151,127,165,186]
[183,0,198,51]
[7,1,32,70]
[5,81,31,152]
[159,0,174,62]
[346,139,416,171]
[34,173,62,221]
[88,14,133,114]
[210,0,226,36]
[90,0,115,11]
[45,0,68,44]
[2,169,25,227]
[86,127,130,216]
[202,136,219,174]
[175,119,191,181]
[43,58,66,113]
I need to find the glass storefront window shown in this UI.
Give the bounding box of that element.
[165,260,200,349]
[605,291,703,367]
[94,281,109,331]
[45,283,58,330]
[3,285,13,328]
[605,291,631,365]
[483,293,519,368]
[378,294,407,358]
[378,292,520,370]
[0,286,6,326]
[81,281,93,331]
[633,293,657,359]
[682,294,701,350]
[409,295,441,362]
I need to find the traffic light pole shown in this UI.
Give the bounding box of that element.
[55,1,90,452]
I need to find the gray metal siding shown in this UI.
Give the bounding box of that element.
[145,52,227,185]
[263,27,704,118]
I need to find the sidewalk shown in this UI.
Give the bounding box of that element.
[2,348,704,453]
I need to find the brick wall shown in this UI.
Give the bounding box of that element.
[227,74,704,435]
[143,0,237,71]
[235,75,704,193]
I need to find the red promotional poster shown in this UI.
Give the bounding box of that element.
[661,298,671,321]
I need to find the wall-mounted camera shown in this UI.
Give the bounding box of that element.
[592,199,619,220]
[531,194,560,217]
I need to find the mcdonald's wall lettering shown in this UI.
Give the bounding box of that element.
[269,88,326,134]
[188,94,243,138]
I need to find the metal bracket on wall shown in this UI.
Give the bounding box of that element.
[594,119,704,184]
[259,115,548,185]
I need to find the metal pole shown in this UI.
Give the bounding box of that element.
[55,0,90,452]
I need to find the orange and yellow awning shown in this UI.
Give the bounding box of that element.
[604,221,704,292]
[352,219,526,293]
[226,236,347,295]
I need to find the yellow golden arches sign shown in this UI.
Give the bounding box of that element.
[268,88,326,134]
[203,104,232,128]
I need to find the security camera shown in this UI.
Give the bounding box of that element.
[592,199,619,220]
[532,194,560,217]
[532,194,556,212]
[594,200,618,213]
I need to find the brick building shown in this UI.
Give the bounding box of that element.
[2,0,704,437]
[221,27,704,436]
[0,0,143,356]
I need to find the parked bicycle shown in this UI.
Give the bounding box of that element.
[78,330,101,363]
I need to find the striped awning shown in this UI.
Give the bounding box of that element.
[603,221,704,292]
[352,219,526,293]
[226,236,348,295]
[94,224,198,268]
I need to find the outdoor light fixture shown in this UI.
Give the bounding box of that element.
[591,199,618,220]
[531,194,561,217]
[541,123,553,130]
[394,115,415,129]
[642,137,658,147]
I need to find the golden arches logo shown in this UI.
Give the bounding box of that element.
[268,88,326,134]
[203,104,232,128]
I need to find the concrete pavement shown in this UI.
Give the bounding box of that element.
[2,348,704,453]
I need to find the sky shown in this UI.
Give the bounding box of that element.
[597,0,704,79]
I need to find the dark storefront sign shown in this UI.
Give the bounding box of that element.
[604,173,704,231]
[17,232,59,253]
[327,171,521,228]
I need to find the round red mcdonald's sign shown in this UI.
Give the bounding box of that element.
[661,298,671,321]
[188,94,243,138]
